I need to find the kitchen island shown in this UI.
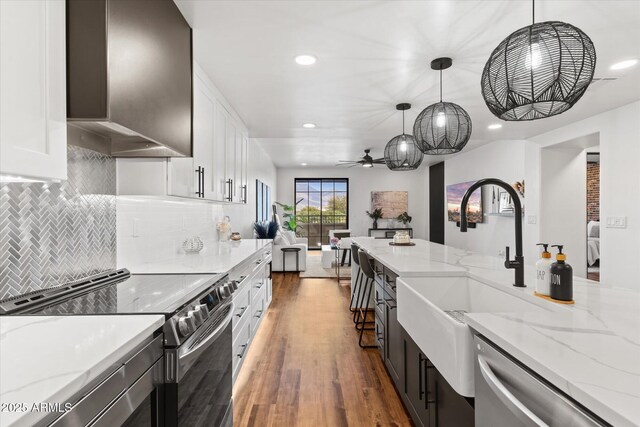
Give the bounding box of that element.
[352,237,640,427]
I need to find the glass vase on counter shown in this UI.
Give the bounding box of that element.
[216,216,231,241]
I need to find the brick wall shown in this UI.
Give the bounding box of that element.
[587,162,600,222]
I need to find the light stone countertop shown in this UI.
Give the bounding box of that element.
[352,237,640,427]
[0,315,164,427]
[122,238,272,274]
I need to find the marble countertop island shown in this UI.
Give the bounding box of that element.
[123,238,272,274]
[0,315,164,427]
[352,237,640,427]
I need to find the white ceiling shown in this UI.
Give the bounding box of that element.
[175,0,640,168]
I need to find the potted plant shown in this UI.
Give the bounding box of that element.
[275,199,303,234]
[396,211,412,228]
[366,208,383,229]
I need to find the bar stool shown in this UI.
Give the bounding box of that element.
[349,244,361,314]
[354,251,376,348]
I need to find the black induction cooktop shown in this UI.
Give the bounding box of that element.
[0,269,227,316]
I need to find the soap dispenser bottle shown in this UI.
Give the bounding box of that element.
[550,245,573,302]
[535,243,553,296]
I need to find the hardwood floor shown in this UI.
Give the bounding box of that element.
[233,272,412,427]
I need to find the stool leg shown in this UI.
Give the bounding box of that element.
[352,274,365,324]
[358,282,376,348]
[282,252,286,272]
[348,268,361,312]
[355,278,375,331]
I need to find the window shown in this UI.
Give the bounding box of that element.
[295,178,348,249]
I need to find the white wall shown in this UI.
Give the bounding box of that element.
[529,101,640,290]
[444,140,527,258]
[275,166,429,241]
[539,147,587,277]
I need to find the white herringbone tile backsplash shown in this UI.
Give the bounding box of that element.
[0,145,116,299]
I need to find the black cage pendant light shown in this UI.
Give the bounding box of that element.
[384,103,424,171]
[414,58,472,155]
[481,0,596,121]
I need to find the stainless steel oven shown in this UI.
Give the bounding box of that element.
[164,301,234,427]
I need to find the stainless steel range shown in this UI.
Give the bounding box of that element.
[0,269,239,427]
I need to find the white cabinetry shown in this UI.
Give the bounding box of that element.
[168,65,248,203]
[167,63,247,203]
[236,132,249,203]
[0,0,67,181]
[224,111,237,202]
[230,245,272,383]
[168,67,215,198]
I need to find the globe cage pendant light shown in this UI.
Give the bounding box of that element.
[481,0,596,121]
[414,58,472,155]
[384,103,424,171]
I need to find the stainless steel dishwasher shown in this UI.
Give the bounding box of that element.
[474,335,610,427]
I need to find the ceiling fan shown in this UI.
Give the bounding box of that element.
[336,149,385,168]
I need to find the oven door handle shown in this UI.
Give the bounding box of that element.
[178,303,234,372]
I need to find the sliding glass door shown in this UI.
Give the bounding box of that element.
[295,178,349,249]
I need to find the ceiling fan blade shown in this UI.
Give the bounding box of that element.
[372,159,386,163]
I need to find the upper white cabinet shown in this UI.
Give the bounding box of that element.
[224,111,237,202]
[0,0,67,181]
[168,63,248,203]
[240,133,249,204]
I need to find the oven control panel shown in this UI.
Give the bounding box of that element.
[165,273,234,346]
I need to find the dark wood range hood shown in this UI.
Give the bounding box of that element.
[67,0,192,157]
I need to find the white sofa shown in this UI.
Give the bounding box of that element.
[271,207,308,272]
[272,236,308,272]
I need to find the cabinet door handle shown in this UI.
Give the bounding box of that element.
[201,167,205,198]
[237,343,248,359]
[235,306,247,318]
[225,179,233,201]
[254,309,263,318]
[254,281,263,289]
[242,185,247,203]
[195,167,203,197]
[384,298,397,310]
[419,353,425,401]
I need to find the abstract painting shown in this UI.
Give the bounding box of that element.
[371,191,408,218]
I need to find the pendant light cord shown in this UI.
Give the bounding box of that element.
[532,0,535,25]
[402,109,405,134]
[440,69,443,102]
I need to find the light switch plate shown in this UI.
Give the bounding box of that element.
[527,215,537,224]
[605,216,627,228]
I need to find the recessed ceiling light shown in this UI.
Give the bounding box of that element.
[488,123,503,130]
[610,59,638,70]
[295,55,317,66]
[301,163,307,166]
[302,123,316,128]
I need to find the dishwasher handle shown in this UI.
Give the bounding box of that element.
[477,354,548,427]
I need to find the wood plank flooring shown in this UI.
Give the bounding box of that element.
[233,272,412,427]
